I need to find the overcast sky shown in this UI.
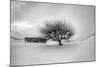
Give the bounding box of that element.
[11,1,95,39]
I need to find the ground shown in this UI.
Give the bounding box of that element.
[10,36,95,66]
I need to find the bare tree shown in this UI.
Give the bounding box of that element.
[40,20,75,46]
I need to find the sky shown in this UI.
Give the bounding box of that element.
[11,1,95,40]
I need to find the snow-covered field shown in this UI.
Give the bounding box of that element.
[10,36,95,66]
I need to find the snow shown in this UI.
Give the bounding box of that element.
[10,37,95,66]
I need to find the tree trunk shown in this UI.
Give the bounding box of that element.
[58,40,63,46]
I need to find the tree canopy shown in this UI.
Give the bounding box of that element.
[40,20,75,46]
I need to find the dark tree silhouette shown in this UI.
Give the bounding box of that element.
[40,20,75,46]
